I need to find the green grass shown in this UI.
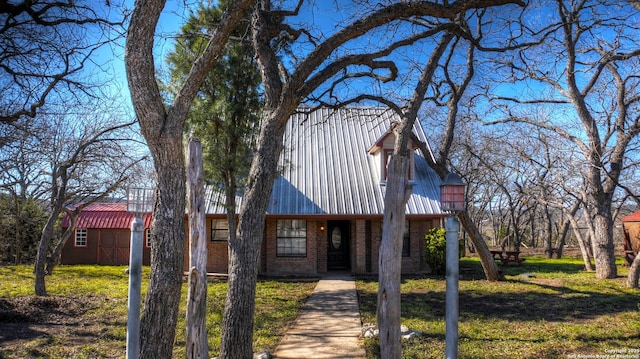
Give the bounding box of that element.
[357,256,640,359]
[0,265,316,359]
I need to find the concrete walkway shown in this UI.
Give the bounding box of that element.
[272,274,366,359]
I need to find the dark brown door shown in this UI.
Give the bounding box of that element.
[327,221,350,270]
[98,231,116,265]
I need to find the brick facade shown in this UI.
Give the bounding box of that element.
[186,216,440,275]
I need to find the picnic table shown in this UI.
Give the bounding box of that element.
[490,250,525,265]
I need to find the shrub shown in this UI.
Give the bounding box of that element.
[424,228,447,275]
[424,227,464,275]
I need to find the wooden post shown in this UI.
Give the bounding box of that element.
[186,137,208,358]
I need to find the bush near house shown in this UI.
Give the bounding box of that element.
[424,228,447,275]
[424,228,463,275]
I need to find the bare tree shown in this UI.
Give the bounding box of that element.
[0,121,49,264]
[25,101,140,295]
[0,0,126,124]
[489,0,640,279]
[126,1,522,356]
[238,2,522,357]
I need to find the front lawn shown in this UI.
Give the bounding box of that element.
[357,256,640,359]
[0,265,316,358]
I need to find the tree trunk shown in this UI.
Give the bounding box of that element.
[554,216,571,259]
[139,135,187,358]
[591,202,617,279]
[458,211,503,281]
[14,198,22,265]
[34,208,60,296]
[219,110,288,359]
[567,212,594,271]
[377,155,410,359]
[413,138,502,281]
[186,138,208,359]
[544,206,554,258]
[45,207,81,275]
[45,224,74,275]
[626,251,640,288]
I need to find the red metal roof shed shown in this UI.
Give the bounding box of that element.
[62,203,152,229]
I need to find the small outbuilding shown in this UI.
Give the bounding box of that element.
[60,203,152,266]
[621,211,640,266]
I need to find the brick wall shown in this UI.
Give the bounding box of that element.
[352,220,367,273]
[184,216,441,276]
[263,219,319,276]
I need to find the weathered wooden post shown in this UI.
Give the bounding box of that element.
[186,137,208,358]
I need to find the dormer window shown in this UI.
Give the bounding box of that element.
[369,128,416,183]
[383,148,413,181]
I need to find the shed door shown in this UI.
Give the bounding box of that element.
[99,231,130,265]
[327,221,350,270]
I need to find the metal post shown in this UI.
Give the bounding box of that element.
[445,215,460,359]
[126,215,144,359]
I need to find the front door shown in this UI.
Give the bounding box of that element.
[327,221,350,270]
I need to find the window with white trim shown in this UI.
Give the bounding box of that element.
[75,228,87,247]
[276,219,307,257]
[211,219,230,241]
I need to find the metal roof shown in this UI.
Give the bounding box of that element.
[622,211,640,222]
[205,106,443,217]
[62,202,152,229]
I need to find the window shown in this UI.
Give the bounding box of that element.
[276,219,307,257]
[75,228,87,247]
[383,149,413,181]
[402,221,410,257]
[146,229,152,248]
[211,219,229,241]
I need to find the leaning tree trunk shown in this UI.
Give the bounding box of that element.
[377,155,411,359]
[412,138,502,281]
[627,251,640,288]
[458,211,503,281]
[139,134,187,358]
[554,216,571,259]
[567,213,594,271]
[34,171,68,296]
[34,208,60,296]
[45,223,75,275]
[219,110,287,359]
[186,138,208,359]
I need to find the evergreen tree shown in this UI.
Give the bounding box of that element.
[166,2,261,202]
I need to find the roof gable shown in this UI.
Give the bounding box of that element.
[367,123,419,154]
[206,106,443,216]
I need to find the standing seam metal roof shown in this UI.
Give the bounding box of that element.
[61,203,153,229]
[205,107,443,216]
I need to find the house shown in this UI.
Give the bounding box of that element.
[60,203,152,266]
[61,107,447,275]
[621,211,640,266]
